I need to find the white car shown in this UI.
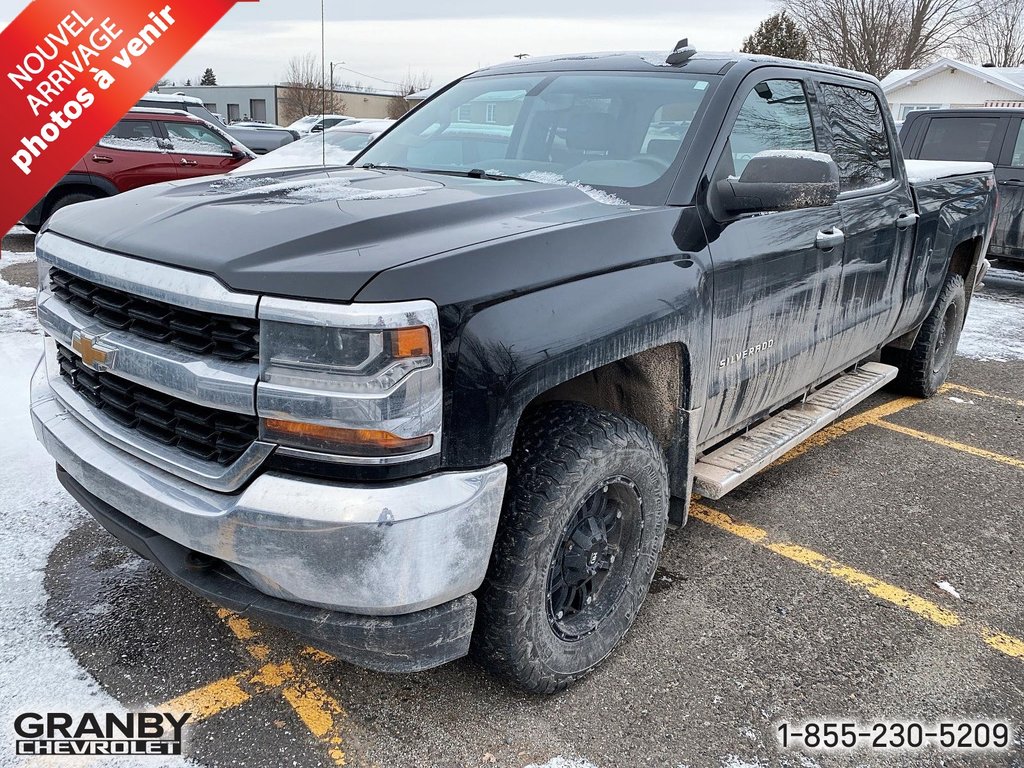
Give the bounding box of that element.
[287,114,361,136]
[233,119,394,173]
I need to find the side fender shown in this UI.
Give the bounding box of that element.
[446,256,713,468]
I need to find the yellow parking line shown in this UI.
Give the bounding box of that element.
[775,396,922,466]
[874,421,1024,469]
[162,673,252,723]
[215,609,351,764]
[282,680,349,766]
[690,504,1024,662]
[940,382,1024,408]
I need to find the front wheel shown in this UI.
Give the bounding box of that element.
[886,273,966,397]
[471,402,669,693]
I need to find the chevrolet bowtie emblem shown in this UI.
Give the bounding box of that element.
[71,330,116,372]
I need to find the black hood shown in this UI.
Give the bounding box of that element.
[47,167,627,301]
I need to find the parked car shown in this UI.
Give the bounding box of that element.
[139,93,299,154]
[230,121,287,130]
[19,108,254,232]
[287,114,360,136]
[234,119,394,173]
[901,108,1024,263]
[32,48,996,693]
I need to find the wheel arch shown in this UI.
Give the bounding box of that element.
[445,258,712,506]
[39,175,116,222]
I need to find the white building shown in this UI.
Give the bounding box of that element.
[882,57,1024,121]
[157,85,397,125]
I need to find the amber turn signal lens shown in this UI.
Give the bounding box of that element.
[391,326,431,359]
[263,418,433,457]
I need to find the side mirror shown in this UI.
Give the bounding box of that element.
[231,147,248,160]
[310,124,324,133]
[716,151,840,215]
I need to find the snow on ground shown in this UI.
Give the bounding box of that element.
[0,249,39,335]
[935,580,963,600]
[524,759,599,768]
[958,292,1024,362]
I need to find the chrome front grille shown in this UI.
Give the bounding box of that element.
[49,267,259,362]
[56,344,259,466]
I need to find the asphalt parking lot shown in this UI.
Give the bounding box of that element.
[2,227,1022,768]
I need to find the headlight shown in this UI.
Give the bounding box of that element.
[257,297,442,464]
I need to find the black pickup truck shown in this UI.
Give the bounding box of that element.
[900,107,1024,263]
[31,46,996,693]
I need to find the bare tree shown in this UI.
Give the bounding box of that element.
[386,72,434,119]
[783,0,973,78]
[955,0,1024,66]
[278,54,347,124]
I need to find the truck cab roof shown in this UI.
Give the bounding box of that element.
[475,50,880,86]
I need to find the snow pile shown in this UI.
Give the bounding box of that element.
[958,293,1024,361]
[518,171,629,206]
[0,249,39,334]
[904,159,993,184]
[947,396,975,405]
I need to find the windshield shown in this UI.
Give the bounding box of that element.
[232,128,377,173]
[356,72,712,203]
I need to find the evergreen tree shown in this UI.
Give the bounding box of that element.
[200,68,217,86]
[741,12,810,60]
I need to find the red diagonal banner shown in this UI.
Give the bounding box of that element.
[0,0,257,234]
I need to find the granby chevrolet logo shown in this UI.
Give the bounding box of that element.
[14,711,191,757]
[71,329,116,371]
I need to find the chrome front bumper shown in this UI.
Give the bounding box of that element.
[31,356,507,616]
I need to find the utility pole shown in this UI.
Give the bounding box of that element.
[328,61,344,112]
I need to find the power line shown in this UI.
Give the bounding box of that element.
[330,63,405,88]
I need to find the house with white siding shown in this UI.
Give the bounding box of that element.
[882,57,1024,121]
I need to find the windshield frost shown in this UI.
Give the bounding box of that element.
[357,72,711,202]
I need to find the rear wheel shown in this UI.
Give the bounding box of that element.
[885,273,966,397]
[472,402,669,693]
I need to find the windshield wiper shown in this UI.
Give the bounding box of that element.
[415,168,538,182]
[360,163,408,171]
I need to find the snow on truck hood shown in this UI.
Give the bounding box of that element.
[903,159,993,184]
[44,167,634,302]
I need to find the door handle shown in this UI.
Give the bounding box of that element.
[91,154,113,163]
[815,227,845,250]
[895,212,920,229]
[180,158,198,166]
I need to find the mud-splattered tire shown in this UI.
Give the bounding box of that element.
[471,402,669,693]
[885,273,966,397]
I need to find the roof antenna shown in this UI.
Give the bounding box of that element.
[666,38,696,66]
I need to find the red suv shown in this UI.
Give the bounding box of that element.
[21,109,254,232]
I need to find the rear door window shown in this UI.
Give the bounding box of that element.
[98,120,164,152]
[918,117,1002,162]
[818,83,893,192]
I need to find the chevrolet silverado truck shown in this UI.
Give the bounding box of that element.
[31,46,997,693]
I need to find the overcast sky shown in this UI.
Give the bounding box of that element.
[1,1,775,92]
